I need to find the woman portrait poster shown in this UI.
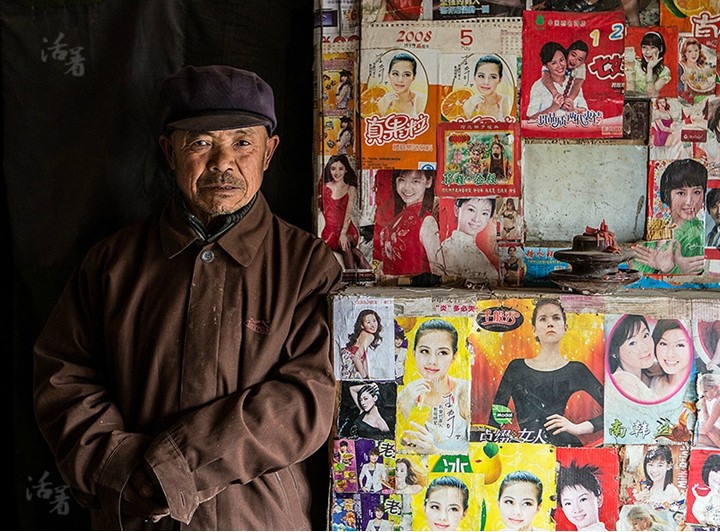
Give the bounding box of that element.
[438,52,518,124]
[333,296,395,381]
[520,10,625,139]
[482,442,556,531]
[555,447,621,531]
[469,297,604,447]
[624,26,678,100]
[396,316,473,455]
[618,444,687,512]
[359,35,439,169]
[603,314,695,445]
[410,472,482,531]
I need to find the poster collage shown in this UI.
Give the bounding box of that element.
[314,0,720,288]
[329,290,720,530]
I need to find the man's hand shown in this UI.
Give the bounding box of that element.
[122,461,170,522]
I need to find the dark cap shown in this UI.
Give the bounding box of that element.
[160,65,277,133]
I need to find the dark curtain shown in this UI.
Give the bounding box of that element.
[1,1,315,528]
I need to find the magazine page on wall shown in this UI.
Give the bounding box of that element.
[520,10,625,139]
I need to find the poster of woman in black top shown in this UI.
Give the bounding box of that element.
[469,297,605,446]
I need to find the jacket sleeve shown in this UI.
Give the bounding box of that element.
[33,259,149,515]
[144,247,343,523]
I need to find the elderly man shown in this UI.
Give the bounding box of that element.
[33,65,343,529]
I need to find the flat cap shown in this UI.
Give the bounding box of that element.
[160,65,276,133]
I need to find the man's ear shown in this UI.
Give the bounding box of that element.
[263,135,280,170]
[159,135,176,170]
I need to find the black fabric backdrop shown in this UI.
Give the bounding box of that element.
[1,1,316,528]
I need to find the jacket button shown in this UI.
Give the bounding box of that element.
[200,250,215,263]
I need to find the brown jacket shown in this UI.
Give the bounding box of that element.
[33,193,343,530]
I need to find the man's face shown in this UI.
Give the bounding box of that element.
[710,198,720,225]
[160,126,279,224]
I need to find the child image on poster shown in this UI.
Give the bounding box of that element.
[376,170,442,277]
[633,159,707,275]
[495,470,545,531]
[436,196,499,283]
[689,452,720,526]
[338,381,396,440]
[526,41,588,121]
[462,54,515,122]
[488,298,604,446]
[557,461,609,531]
[319,155,372,273]
[539,40,588,114]
[376,51,427,118]
[397,318,470,454]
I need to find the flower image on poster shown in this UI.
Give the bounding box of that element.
[411,472,482,531]
[470,297,605,447]
[555,447,620,531]
[439,52,517,123]
[624,26,678,100]
[631,159,707,276]
[396,316,473,455]
[435,196,499,283]
[437,122,520,197]
[520,10,625,139]
[604,314,695,445]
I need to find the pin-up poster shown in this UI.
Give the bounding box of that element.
[322,44,357,115]
[436,195,500,284]
[520,10,625,139]
[393,454,428,530]
[410,472,483,531]
[439,52,518,124]
[685,448,720,526]
[470,297,605,447]
[604,314,696,445]
[678,32,717,105]
[338,381,397,441]
[481,443,556,531]
[436,122,520,197]
[618,444,689,514]
[555,447,620,532]
[631,158,707,277]
[372,169,443,278]
[360,22,440,170]
[333,295,395,380]
[624,26,679,100]
[396,316,473,456]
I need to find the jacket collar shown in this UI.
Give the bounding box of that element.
[160,192,272,267]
